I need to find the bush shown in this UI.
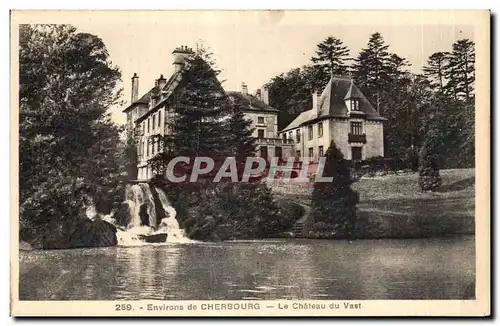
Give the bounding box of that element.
[311,141,359,239]
[419,130,442,192]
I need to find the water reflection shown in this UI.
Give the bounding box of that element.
[19,237,475,300]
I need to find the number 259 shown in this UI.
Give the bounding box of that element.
[115,304,132,311]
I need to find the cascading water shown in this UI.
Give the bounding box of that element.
[154,187,190,243]
[111,183,191,245]
[125,184,146,227]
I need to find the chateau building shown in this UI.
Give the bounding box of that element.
[278,76,386,163]
[123,46,293,180]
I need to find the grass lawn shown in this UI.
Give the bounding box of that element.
[271,168,475,238]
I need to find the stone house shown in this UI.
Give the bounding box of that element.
[278,75,386,165]
[123,46,293,180]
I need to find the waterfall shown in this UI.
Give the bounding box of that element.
[125,184,144,227]
[112,183,191,245]
[154,187,190,243]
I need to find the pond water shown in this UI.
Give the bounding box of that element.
[19,236,475,300]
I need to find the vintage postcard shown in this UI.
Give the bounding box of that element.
[10,10,490,317]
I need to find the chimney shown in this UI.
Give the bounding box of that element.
[313,90,322,115]
[261,86,269,104]
[157,74,167,89]
[131,73,139,103]
[241,82,248,95]
[172,45,194,73]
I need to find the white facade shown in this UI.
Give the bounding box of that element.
[279,118,384,162]
[278,76,386,163]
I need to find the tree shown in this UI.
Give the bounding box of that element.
[351,32,391,113]
[311,36,350,88]
[19,24,123,242]
[422,52,449,93]
[311,141,359,238]
[445,39,475,101]
[267,66,314,129]
[225,96,256,160]
[352,33,413,158]
[168,56,229,158]
[418,128,443,192]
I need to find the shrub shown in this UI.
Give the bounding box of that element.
[311,141,359,239]
[419,129,442,192]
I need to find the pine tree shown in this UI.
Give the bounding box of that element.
[423,52,449,93]
[226,97,256,160]
[311,36,350,88]
[169,55,229,158]
[445,39,475,101]
[352,33,412,158]
[351,32,391,112]
[418,128,443,191]
[311,141,359,238]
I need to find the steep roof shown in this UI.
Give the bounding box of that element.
[280,76,386,132]
[122,69,183,114]
[226,91,278,112]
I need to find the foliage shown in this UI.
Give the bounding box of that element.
[266,66,315,129]
[265,32,474,170]
[311,141,359,238]
[225,95,256,161]
[423,52,449,92]
[19,24,123,242]
[418,128,443,192]
[311,36,350,88]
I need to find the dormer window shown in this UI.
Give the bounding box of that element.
[351,99,360,111]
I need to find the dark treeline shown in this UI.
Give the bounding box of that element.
[266,33,475,170]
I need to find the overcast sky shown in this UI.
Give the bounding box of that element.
[65,11,474,124]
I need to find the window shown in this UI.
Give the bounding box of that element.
[158,111,161,127]
[282,133,287,140]
[152,139,155,154]
[352,147,362,161]
[351,99,360,111]
[308,125,313,140]
[308,147,314,159]
[318,122,323,138]
[351,122,363,135]
[258,116,265,124]
[275,146,282,159]
[296,150,301,158]
[258,129,265,139]
[319,145,324,157]
[296,130,300,142]
[152,114,156,129]
[289,131,293,141]
[260,146,268,160]
[146,141,149,156]
[147,118,150,133]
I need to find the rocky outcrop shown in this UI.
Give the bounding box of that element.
[70,218,117,248]
[29,216,118,250]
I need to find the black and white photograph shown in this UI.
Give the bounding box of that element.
[10,10,489,317]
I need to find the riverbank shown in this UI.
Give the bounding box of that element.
[270,168,475,239]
